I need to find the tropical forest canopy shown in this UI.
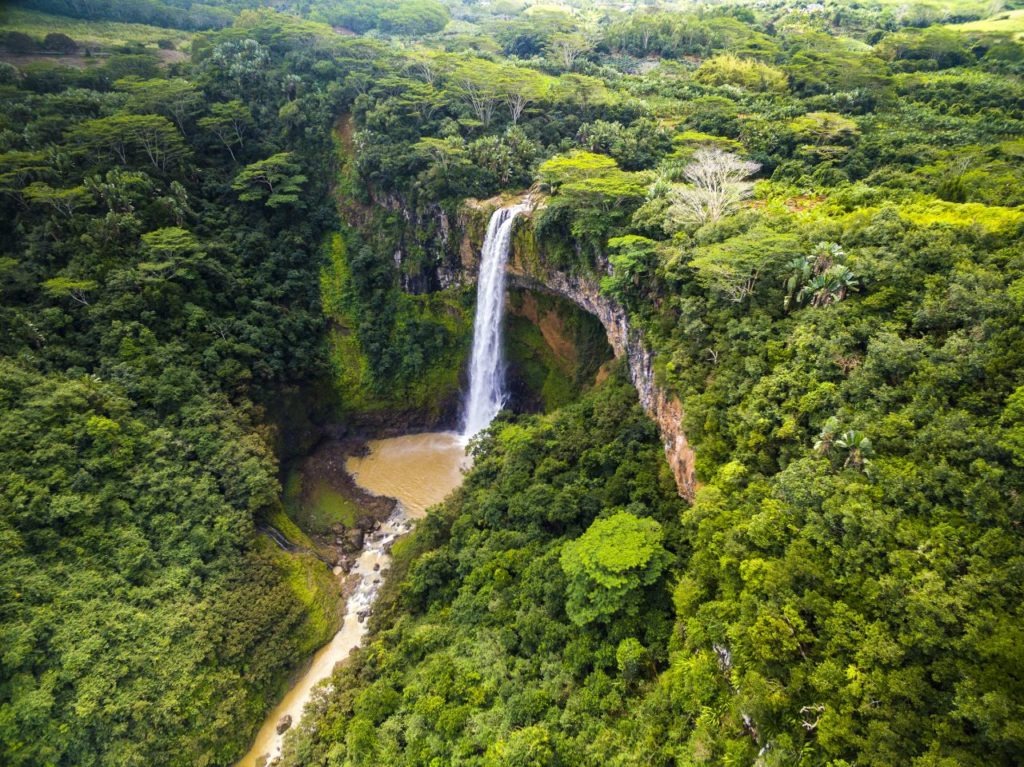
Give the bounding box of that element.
[1,0,1023,765]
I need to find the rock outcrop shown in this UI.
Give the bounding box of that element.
[455,197,698,502]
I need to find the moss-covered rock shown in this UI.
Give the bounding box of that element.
[320,232,474,428]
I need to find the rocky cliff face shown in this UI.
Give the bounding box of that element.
[455,198,698,502]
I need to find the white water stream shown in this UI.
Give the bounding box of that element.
[461,204,528,438]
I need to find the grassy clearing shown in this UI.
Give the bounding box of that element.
[0,7,192,49]
[283,466,362,535]
[949,8,1024,38]
[864,0,990,12]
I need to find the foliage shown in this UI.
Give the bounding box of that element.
[539,151,647,249]
[284,6,1024,764]
[312,0,449,37]
[694,54,789,93]
[560,510,669,626]
[0,10,348,765]
[688,223,800,302]
[232,152,307,208]
[281,376,685,767]
[0,7,194,48]
[5,3,1024,767]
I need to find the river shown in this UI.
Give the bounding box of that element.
[236,432,468,767]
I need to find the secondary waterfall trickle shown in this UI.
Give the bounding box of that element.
[461,204,528,438]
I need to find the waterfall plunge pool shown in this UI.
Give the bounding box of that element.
[236,432,468,767]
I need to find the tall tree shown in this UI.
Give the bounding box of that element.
[667,148,760,228]
[232,152,307,208]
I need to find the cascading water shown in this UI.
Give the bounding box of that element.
[461,204,528,438]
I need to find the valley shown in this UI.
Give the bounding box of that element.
[2,1,1024,766]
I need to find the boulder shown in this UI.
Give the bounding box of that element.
[276,714,292,734]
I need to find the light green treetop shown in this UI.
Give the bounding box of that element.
[560,509,668,625]
[232,152,307,208]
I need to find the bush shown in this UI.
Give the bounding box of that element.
[2,31,38,53]
[43,32,77,54]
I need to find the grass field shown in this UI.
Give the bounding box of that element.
[949,8,1024,38]
[0,7,192,50]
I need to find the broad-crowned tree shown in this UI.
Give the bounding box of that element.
[667,148,760,228]
[560,509,669,625]
[231,152,307,208]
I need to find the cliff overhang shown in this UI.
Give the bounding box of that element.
[453,196,698,502]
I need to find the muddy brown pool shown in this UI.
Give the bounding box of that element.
[236,431,467,767]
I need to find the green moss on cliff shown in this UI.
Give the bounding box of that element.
[506,314,576,411]
[511,216,544,276]
[321,232,473,422]
[261,534,342,657]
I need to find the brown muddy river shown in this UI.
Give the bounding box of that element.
[236,431,467,767]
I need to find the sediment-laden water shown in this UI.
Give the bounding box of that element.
[236,432,467,767]
[347,431,468,515]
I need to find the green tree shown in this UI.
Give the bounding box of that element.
[688,225,800,302]
[695,54,788,92]
[539,150,619,187]
[784,242,858,309]
[197,100,253,162]
[616,637,651,682]
[69,114,187,171]
[139,226,203,266]
[41,276,98,306]
[602,235,659,311]
[43,32,78,54]
[560,510,669,625]
[788,112,860,161]
[23,182,90,218]
[548,32,592,71]
[116,78,203,135]
[232,152,307,208]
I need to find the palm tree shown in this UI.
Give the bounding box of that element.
[784,255,813,310]
[784,242,858,310]
[814,416,840,455]
[800,264,860,307]
[836,429,873,471]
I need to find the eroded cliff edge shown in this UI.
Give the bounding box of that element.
[451,197,698,502]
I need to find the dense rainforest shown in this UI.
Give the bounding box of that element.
[1,0,1024,765]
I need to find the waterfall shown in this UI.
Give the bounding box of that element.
[461,204,527,438]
